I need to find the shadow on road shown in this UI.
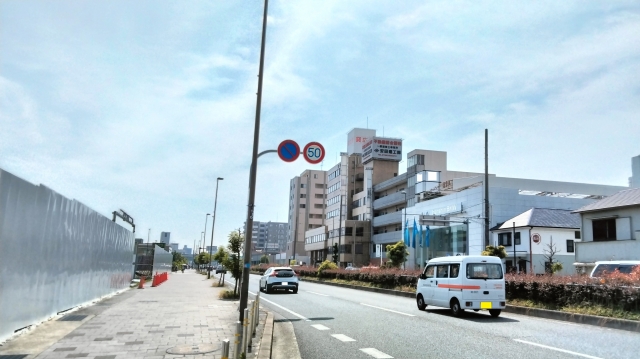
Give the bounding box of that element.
[422,308,519,323]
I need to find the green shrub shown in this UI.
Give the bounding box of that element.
[317,260,338,275]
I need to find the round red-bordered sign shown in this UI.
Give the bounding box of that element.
[532,233,541,244]
[303,142,325,164]
[277,140,300,163]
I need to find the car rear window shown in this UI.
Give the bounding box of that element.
[591,264,639,277]
[466,263,503,280]
[275,269,294,277]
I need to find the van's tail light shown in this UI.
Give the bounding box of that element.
[270,271,277,277]
[465,302,472,307]
[500,301,506,307]
[293,271,299,277]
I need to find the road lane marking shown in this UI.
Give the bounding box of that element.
[305,291,330,296]
[311,324,330,331]
[331,334,356,342]
[360,348,393,358]
[259,296,310,321]
[360,303,415,317]
[514,339,603,359]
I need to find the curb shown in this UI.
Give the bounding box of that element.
[299,278,640,333]
[256,312,273,359]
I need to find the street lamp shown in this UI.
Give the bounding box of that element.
[147,228,151,244]
[208,177,224,279]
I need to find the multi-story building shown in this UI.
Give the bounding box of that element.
[181,245,192,255]
[169,243,179,252]
[285,169,327,264]
[245,221,287,254]
[630,154,640,188]
[160,232,171,246]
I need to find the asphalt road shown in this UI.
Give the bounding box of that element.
[244,274,640,359]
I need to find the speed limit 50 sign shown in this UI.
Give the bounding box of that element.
[303,142,325,164]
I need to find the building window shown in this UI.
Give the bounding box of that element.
[355,243,363,254]
[575,231,581,239]
[356,227,364,236]
[315,194,323,198]
[344,227,353,236]
[314,174,317,179]
[314,204,323,209]
[566,240,574,253]
[498,232,511,246]
[315,183,324,189]
[300,184,305,188]
[514,232,521,245]
[592,218,616,241]
[300,194,306,198]
[300,204,306,208]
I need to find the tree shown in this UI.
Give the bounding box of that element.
[172,252,187,271]
[542,237,562,275]
[386,241,409,268]
[260,254,269,264]
[213,247,230,285]
[482,245,507,259]
[196,252,210,272]
[332,243,339,264]
[223,230,244,295]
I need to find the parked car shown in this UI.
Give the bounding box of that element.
[215,265,227,274]
[589,261,640,278]
[345,266,359,271]
[259,267,299,294]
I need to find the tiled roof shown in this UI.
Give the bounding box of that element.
[574,187,640,213]
[497,208,580,230]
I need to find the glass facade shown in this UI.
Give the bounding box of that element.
[416,224,467,262]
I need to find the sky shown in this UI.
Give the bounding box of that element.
[1,1,639,251]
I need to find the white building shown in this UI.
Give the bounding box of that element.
[492,208,581,275]
[573,187,640,273]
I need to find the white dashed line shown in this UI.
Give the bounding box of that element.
[360,348,394,358]
[360,303,415,317]
[258,296,309,321]
[331,334,356,342]
[514,339,603,359]
[310,324,330,331]
[305,290,330,296]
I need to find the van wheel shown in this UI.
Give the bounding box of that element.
[489,309,501,317]
[450,299,464,317]
[265,284,271,294]
[416,295,427,311]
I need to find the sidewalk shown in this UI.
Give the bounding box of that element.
[0,270,268,359]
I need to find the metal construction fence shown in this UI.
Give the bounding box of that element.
[0,168,134,342]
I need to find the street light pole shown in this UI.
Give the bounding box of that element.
[208,177,224,279]
[147,228,151,244]
[240,0,269,324]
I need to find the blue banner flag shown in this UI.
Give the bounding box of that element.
[419,225,423,247]
[424,225,430,247]
[404,219,409,246]
[412,218,418,248]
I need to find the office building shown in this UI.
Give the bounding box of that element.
[160,232,171,246]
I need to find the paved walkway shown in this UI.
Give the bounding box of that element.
[0,270,267,359]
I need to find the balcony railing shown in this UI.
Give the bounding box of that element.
[373,173,407,193]
[373,191,406,211]
[575,240,640,263]
[372,231,402,244]
[372,211,402,227]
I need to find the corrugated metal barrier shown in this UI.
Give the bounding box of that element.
[0,168,134,342]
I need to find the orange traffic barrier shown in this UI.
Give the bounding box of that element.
[138,276,145,289]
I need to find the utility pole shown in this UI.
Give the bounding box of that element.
[239,0,269,324]
[484,129,490,248]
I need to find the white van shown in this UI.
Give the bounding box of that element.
[589,261,640,278]
[416,256,506,317]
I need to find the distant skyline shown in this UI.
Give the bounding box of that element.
[1,1,639,250]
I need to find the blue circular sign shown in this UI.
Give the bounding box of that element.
[278,140,300,162]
